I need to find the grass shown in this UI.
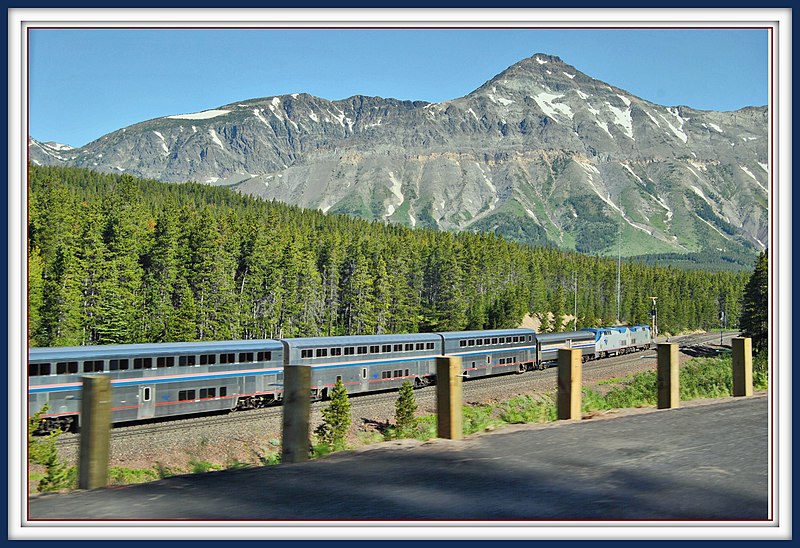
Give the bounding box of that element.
[32,353,768,491]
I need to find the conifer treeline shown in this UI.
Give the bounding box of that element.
[27,165,749,347]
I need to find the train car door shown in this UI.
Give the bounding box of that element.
[138,385,155,419]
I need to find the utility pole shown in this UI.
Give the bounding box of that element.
[573,271,577,332]
[650,297,658,339]
[616,222,622,325]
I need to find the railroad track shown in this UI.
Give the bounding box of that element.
[56,330,739,450]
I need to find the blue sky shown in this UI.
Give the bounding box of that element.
[29,27,769,148]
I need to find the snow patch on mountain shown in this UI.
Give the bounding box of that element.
[740,165,767,192]
[209,128,225,151]
[607,104,634,140]
[532,92,574,121]
[168,109,230,120]
[153,131,169,154]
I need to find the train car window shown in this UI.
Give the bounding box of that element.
[369,345,380,354]
[357,346,367,355]
[416,343,424,350]
[459,340,466,347]
[133,358,152,370]
[219,353,235,364]
[178,390,195,401]
[528,335,533,342]
[498,337,505,344]
[381,371,390,379]
[331,347,342,357]
[199,388,216,399]
[393,344,403,352]
[257,351,271,362]
[156,356,175,368]
[468,340,475,347]
[405,369,410,376]
[56,361,78,374]
[513,336,520,343]
[382,345,392,353]
[220,387,227,397]
[487,356,491,364]
[344,347,355,356]
[239,352,254,363]
[199,354,216,365]
[426,342,434,350]
[82,360,103,373]
[179,355,197,367]
[29,363,51,376]
[361,368,367,379]
[476,339,483,345]
[143,387,152,401]
[405,343,414,351]
[393,370,402,377]
[301,349,313,358]
[316,348,328,358]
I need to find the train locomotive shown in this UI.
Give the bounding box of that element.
[28,325,651,433]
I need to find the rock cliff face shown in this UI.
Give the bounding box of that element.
[30,53,768,257]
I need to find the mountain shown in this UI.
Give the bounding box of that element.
[29,53,768,260]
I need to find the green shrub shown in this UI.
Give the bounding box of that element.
[108,467,159,485]
[394,381,419,437]
[27,405,75,492]
[314,378,352,451]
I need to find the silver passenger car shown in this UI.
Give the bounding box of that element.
[28,340,284,432]
[535,330,597,364]
[439,328,537,376]
[281,333,443,399]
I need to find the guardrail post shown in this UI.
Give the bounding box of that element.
[657,343,680,409]
[557,348,582,420]
[732,337,753,397]
[78,375,111,490]
[281,365,311,464]
[436,356,463,440]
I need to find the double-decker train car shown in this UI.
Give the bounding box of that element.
[439,329,537,376]
[28,339,284,433]
[281,333,442,399]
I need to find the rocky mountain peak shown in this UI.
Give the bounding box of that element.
[28,53,768,263]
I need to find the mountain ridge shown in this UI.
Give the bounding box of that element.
[29,53,768,261]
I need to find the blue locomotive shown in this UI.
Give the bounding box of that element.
[28,325,651,433]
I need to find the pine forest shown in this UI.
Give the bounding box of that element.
[27,165,750,348]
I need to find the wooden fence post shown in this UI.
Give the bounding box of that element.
[732,337,754,397]
[657,343,680,409]
[436,356,463,440]
[557,348,582,420]
[78,376,111,490]
[281,365,311,464]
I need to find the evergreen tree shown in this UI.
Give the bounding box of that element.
[339,244,376,335]
[28,246,45,341]
[37,244,84,346]
[739,251,768,352]
[394,380,419,437]
[316,378,352,450]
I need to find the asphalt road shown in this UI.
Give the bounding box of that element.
[27,393,769,522]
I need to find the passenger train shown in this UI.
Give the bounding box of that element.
[28,325,652,433]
